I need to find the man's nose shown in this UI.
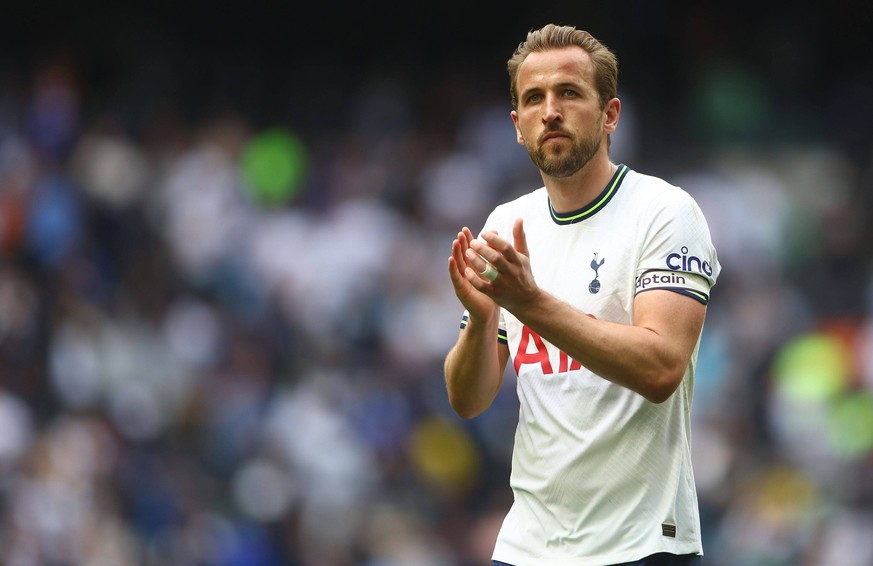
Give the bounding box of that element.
[542,94,563,123]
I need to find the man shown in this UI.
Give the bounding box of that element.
[444,24,720,566]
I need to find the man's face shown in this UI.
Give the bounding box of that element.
[511,47,611,178]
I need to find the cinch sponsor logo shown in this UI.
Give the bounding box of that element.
[666,246,713,276]
[636,272,686,289]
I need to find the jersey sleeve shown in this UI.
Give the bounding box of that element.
[459,311,508,344]
[635,189,720,304]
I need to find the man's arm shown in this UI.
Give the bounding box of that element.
[514,288,705,403]
[444,319,511,419]
[468,218,706,403]
[445,228,511,419]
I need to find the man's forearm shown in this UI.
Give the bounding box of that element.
[511,289,703,403]
[444,315,505,419]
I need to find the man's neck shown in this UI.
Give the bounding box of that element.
[543,158,618,214]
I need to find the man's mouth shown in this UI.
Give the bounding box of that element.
[541,131,570,143]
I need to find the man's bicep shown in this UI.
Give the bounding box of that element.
[633,289,707,360]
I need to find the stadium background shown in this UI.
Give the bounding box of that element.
[1,1,872,564]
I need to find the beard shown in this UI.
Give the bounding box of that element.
[526,127,602,178]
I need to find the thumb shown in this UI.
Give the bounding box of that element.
[513,217,528,257]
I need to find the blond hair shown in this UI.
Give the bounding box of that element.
[507,24,618,111]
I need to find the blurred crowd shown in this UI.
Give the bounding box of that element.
[1,14,873,566]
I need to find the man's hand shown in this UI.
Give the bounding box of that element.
[465,218,540,313]
[448,226,500,324]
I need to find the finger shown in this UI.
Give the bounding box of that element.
[453,234,475,269]
[448,256,468,289]
[479,229,521,270]
[464,265,493,292]
[450,238,463,269]
[465,247,495,276]
[469,237,496,265]
[513,218,528,257]
[448,249,461,275]
[461,227,476,248]
[452,234,495,288]
[456,230,468,252]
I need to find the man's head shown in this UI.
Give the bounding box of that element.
[507,24,618,112]
[507,24,621,179]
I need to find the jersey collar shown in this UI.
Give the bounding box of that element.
[548,164,629,225]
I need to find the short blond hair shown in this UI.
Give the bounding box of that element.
[507,24,618,111]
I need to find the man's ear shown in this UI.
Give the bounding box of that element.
[603,97,621,134]
[511,110,525,145]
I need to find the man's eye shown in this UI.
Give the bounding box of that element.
[563,89,578,97]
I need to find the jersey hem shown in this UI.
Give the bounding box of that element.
[492,543,703,566]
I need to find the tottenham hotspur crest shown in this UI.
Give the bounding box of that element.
[589,253,605,294]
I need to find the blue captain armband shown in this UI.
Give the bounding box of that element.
[634,270,712,305]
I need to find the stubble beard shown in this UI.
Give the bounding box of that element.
[528,129,602,179]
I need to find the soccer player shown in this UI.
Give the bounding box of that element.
[444,24,720,566]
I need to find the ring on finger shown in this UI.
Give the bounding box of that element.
[479,262,498,281]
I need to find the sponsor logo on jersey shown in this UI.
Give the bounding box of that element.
[666,246,713,277]
[514,323,593,375]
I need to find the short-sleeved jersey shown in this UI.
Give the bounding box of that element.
[461,164,720,565]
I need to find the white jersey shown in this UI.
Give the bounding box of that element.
[461,164,720,565]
